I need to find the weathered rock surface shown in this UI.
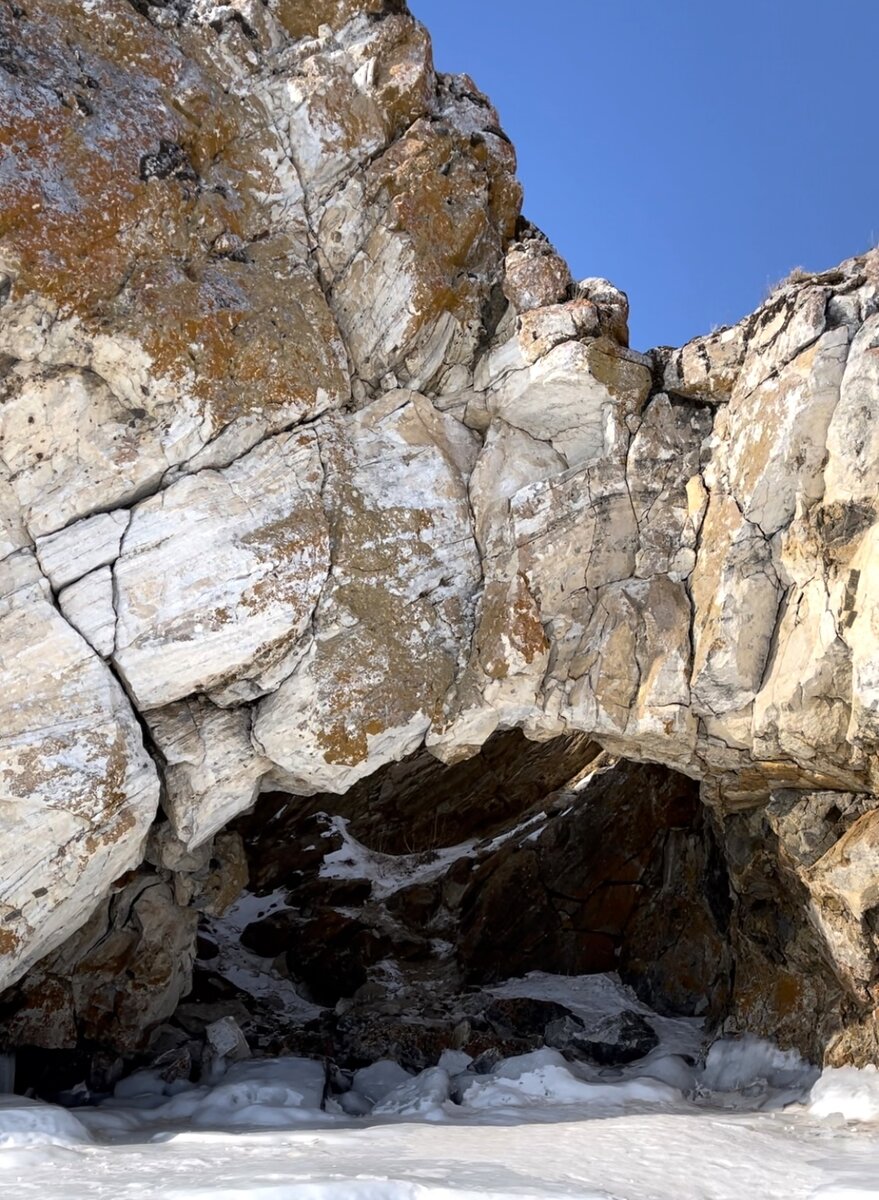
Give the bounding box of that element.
[2,829,246,1054]
[0,554,159,988]
[2,0,879,1065]
[114,427,330,710]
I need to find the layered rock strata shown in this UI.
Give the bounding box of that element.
[1,0,879,1063]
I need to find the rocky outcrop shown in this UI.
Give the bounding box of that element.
[1,829,246,1054]
[2,0,879,1065]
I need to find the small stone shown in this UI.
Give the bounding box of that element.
[484,996,573,1039]
[205,1016,251,1063]
[151,1044,193,1084]
[470,1049,503,1075]
[554,1010,659,1066]
[575,277,630,344]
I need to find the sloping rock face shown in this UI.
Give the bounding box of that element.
[2,0,879,1064]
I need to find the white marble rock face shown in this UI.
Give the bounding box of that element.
[0,556,160,989]
[1,0,879,1047]
[112,428,331,711]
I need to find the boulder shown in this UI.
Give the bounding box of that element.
[546,1010,658,1066]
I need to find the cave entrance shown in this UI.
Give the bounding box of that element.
[188,731,733,1069]
[1,731,735,1096]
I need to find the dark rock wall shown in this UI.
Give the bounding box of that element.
[227,745,732,1021]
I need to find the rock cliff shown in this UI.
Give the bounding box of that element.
[2,0,879,1067]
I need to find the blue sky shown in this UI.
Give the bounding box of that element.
[409,0,879,350]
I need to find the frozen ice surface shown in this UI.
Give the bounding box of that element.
[0,1096,92,1149]
[699,1034,819,1109]
[462,1048,681,1112]
[437,1050,473,1075]
[353,1061,414,1105]
[3,1097,879,1199]
[373,1067,452,1119]
[810,1065,879,1122]
[487,970,703,1059]
[2,975,879,1197]
[83,1056,332,1134]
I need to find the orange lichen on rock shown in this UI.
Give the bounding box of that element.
[0,0,346,432]
[274,0,388,40]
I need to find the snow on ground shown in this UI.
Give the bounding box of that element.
[318,813,549,901]
[810,1065,879,1123]
[200,889,324,1023]
[1,972,879,1199]
[488,971,704,1058]
[2,1092,879,1199]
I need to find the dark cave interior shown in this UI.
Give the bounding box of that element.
[1,731,742,1099]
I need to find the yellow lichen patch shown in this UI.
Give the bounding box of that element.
[583,338,652,411]
[0,0,191,311]
[314,608,455,767]
[83,806,137,856]
[0,0,343,429]
[2,723,133,849]
[273,0,385,40]
[267,10,433,185]
[318,727,368,767]
[477,575,548,681]
[238,506,330,616]
[127,254,346,426]
[508,574,549,663]
[368,18,434,136]
[98,726,133,815]
[291,13,433,188]
[331,483,434,587]
[335,112,521,382]
[377,122,519,327]
[0,927,22,956]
